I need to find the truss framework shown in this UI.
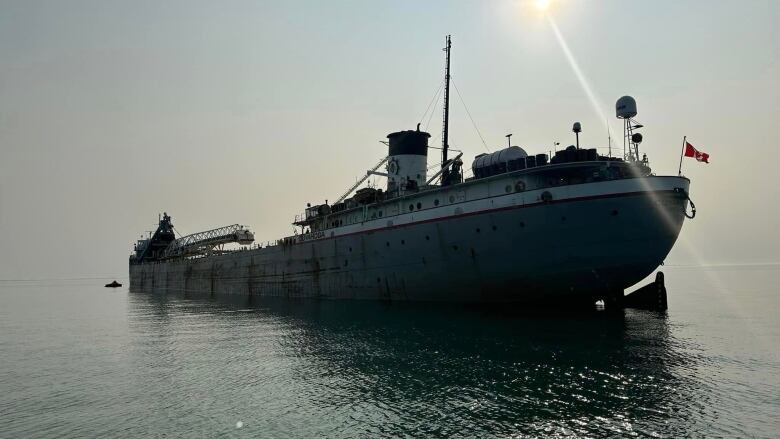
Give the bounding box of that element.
[163,224,253,259]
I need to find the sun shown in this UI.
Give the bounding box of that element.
[535,0,551,11]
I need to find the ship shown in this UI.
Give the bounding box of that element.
[129,36,695,306]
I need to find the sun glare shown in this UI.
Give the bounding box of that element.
[535,0,551,11]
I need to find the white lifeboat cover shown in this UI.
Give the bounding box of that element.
[473,146,528,170]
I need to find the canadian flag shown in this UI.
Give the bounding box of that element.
[684,142,709,163]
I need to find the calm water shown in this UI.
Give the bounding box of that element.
[1,265,779,438]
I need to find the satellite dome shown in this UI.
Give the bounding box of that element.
[616,96,637,119]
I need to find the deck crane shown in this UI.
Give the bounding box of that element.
[333,155,389,205]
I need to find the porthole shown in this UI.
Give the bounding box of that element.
[348,247,352,252]
[505,185,512,193]
[492,225,497,231]
[611,209,619,216]
[416,202,422,209]
[561,216,566,221]
[520,221,525,228]
[449,195,455,203]
[452,245,459,251]
[409,204,414,211]
[379,211,383,217]
[476,228,481,233]
[434,199,440,206]
[401,240,405,245]
[344,260,348,267]
[425,235,430,240]
[386,242,390,247]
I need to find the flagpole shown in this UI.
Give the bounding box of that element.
[678,136,686,176]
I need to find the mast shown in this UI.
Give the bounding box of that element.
[441,35,451,173]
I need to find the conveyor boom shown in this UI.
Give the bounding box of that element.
[163,224,254,259]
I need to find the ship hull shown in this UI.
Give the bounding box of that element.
[130,176,690,304]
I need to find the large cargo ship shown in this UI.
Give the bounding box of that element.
[129,37,695,305]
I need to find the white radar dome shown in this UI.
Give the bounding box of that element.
[616,96,637,119]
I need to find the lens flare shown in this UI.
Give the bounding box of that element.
[542,8,751,335]
[547,16,609,128]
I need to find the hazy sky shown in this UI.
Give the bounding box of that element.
[1,0,778,279]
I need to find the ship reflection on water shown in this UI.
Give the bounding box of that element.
[127,287,702,437]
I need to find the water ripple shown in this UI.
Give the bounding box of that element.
[2,271,780,438]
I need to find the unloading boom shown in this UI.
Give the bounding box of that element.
[163,224,254,259]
